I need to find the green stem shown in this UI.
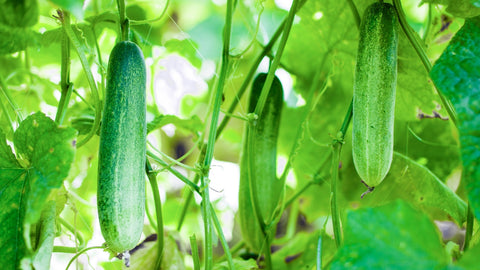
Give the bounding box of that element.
[190,235,201,270]
[55,84,73,126]
[0,73,23,124]
[55,26,72,125]
[392,0,457,125]
[330,143,342,248]
[177,151,205,231]
[263,233,273,269]
[58,217,85,250]
[62,10,101,147]
[146,159,164,269]
[145,196,157,230]
[147,150,200,193]
[148,142,199,173]
[199,0,234,268]
[316,234,323,270]
[284,182,314,209]
[116,0,128,41]
[0,91,14,133]
[65,246,104,270]
[422,4,433,42]
[91,25,106,99]
[210,204,236,270]
[346,0,361,29]
[331,100,353,248]
[130,0,170,25]
[464,202,474,251]
[253,0,300,117]
[214,241,245,263]
[273,200,299,245]
[53,246,79,253]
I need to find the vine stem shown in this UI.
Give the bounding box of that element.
[210,203,236,270]
[422,4,433,42]
[253,0,300,117]
[146,159,164,269]
[55,23,72,125]
[331,100,353,248]
[464,202,474,251]
[198,0,234,268]
[392,0,457,125]
[190,235,201,270]
[0,73,23,129]
[147,150,201,193]
[130,0,170,25]
[61,10,101,147]
[116,0,128,41]
[65,246,105,270]
[346,0,361,29]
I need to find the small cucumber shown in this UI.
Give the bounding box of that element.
[97,41,147,253]
[352,2,398,188]
[238,73,284,251]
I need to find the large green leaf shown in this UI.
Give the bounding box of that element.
[454,242,480,269]
[0,0,39,27]
[21,201,56,270]
[272,230,336,270]
[423,0,480,18]
[0,112,76,269]
[430,16,480,220]
[330,200,449,269]
[360,152,467,224]
[0,24,40,54]
[147,114,204,134]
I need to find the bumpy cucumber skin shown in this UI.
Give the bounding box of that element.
[97,41,146,253]
[238,73,284,251]
[352,3,398,187]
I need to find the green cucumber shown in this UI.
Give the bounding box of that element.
[352,2,398,188]
[97,41,147,254]
[238,73,284,251]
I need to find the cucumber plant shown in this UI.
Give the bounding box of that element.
[97,40,147,254]
[352,2,398,189]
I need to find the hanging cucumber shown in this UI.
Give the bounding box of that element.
[352,2,398,188]
[97,41,147,254]
[238,73,284,251]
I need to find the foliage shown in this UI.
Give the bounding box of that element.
[0,0,479,269]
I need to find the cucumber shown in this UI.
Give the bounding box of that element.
[238,73,284,251]
[352,2,398,188]
[97,41,147,253]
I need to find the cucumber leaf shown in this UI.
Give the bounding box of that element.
[455,242,480,269]
[330,200,448,269]
[422,0,480,18]
[272,230,336,270]
[0,23,40,54]
[21,201,57,270]
[0,0,39,27]
[360,152,467,224]
[147,114,204,135]
[430,16,480,221]
[0,112,76,268]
